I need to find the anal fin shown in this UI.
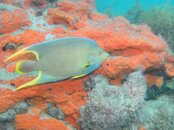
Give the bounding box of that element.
[14,71,58,91]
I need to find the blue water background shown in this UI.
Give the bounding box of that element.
[95,0,174,16]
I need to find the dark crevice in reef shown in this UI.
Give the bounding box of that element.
[144,68,174,100]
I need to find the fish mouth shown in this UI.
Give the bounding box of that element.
[99,51,109,63]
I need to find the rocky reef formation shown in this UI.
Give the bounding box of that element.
[0,0,174,130]
[80,71,174,130]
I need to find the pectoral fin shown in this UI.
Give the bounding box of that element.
[83,63,91,69]
[14,71,58,91]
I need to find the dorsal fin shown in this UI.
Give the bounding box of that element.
[5,48,39,62]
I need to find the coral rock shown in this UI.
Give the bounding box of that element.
[23,0,48,9]
[67,17,168,83]
[165,63,174,77]
[145,74,164,88]
[0,9,31,34]
[90,12,108,21]
[4,0,23,7]
[47,0,91,28]
[167,55,174,63]
[73,21,86,30]
[57,0,79,12]
[16,114,69,130]
[47,9,74,25]
[0,78,87,128]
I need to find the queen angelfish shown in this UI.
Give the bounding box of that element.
[5,37,109,91]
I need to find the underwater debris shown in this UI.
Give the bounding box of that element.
[2,43,22,51]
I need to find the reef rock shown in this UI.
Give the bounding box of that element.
[0,4,31,34]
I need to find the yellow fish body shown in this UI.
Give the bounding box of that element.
[5,37,109,91]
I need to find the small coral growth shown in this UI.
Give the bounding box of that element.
[0,3,32,34]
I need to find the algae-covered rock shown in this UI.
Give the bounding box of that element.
[141,5,174,45]
[80,71,146,130]
[0,101,28,122]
